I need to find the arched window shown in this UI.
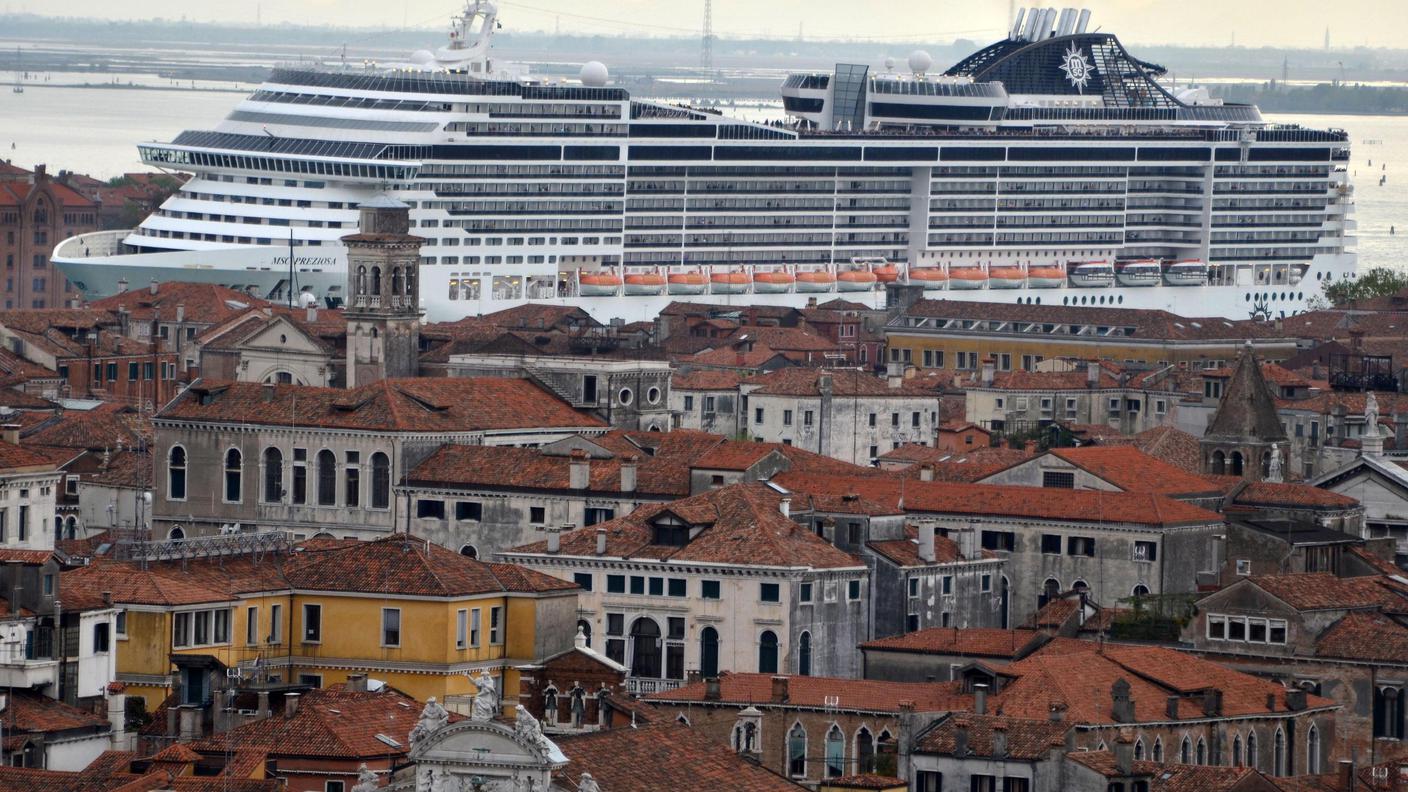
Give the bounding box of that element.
[392,267,404,296]
[262,448,283,503]
[856,726,875,773]
[1246,731,1258,770]
[1134,739,1145,760]
[1229,451,1244,476]
[798,631,812,676]
[316,450,336,505]
[877,730,896,775]
[168,446,187,500]
[629,618,662,679]
[1152,738,1163,763]
[758,630,779,674]
[370,452,390,509]
[1180,736,1191,764]
[1307,724,1320,774]
[168,526,185,541]
[1132,584,1150,598]
[577,620,592,648]
[788,723,807,778]
[825,725,845,778]
[1232,734,1243,766]
[356,266,367,295]
[1196,737,1206,765]
[459,544,478,559]
[1261,451,1272,477]
[1273,728,1285,776]
[371,266,382,295]
[64,516,76,541]
[700,626,719,678]
[1072,579,1089,594]
[1040,577,1060,608]
[1211,450,1226,475]
[223,448,242,503]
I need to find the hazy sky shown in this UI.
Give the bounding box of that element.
[14,0,1398,49]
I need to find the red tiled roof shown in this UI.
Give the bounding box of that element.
[1315,610,1408,662]
[1233,481,1360,509]
[1044,446,1223,497]
[773,472,1223,527]
[896,299,1284,341]
[650,671,970,713]
[683,343,791,369]
[1148,765,1266,792]
[511,483,861,570]
[821,774,906,789]
[861,627,1039,658]
[1248,573,1407,611]
[87,283,267,325]
[0,441,58,470]
[673,369,748,390]
[917,714,1071,760]
[554,723,805,792]
[61,561,236,609]
[160,378,604,433]
[2,689,109,734]
[1064,750,1160,778]
[865,526,975,566]
[744,367,930,397]
[479,303,597,330]
[22,407,150,451]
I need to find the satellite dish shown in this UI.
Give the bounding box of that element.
[409,50,435,65]
[908,49,934,76]
[884,56,896,72]
[580,61,609,87]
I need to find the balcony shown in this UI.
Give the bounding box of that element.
[625,677,682,697]
[0,628,58,690]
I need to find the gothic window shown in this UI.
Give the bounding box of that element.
[356,266,367,295]
[798,631,812,676]
[1273,728,1285,776]
[316,450,336,505]
[629,618,662,679]
[168,446,187,500]
[1307,724,1321,774]
[825,725,845,778]
[371,266,382,295]
[371,452,390,509]
[1232,734,1242,766]
[1180,736,1191,764]
[758,630,779,674]
[223,448,242,503]
[700,626,719,678]
[1246,731,1258,770]
[788,723,807,777]
[856,726,875,773]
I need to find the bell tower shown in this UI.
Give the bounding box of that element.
[342,196,423,388]
[1200,343,1289,481]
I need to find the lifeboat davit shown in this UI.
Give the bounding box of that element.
[795,270,836,293]
[1027,266,1066,288]
[988,266,1025,289]
[578,272,623,297]
[667,271,708,295]
[1069,261,1114,288]
[1164,259,1208,286]
[949,265,987,290]
[908,267,948,290]
[623,271,666,296]
[710,270,751,295]
[753,270,795,294]
[872,263,901,283]
[837,269,878,292]
[1116,259,1162,287]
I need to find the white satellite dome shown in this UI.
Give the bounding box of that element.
[884,56,896,72]
[580,61,609,87]
[409,49,435,65]
[908,49,934,75]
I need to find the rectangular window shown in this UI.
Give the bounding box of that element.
[701,579,721,599]
[194,610,210,645]
[1041,534,1062,554]
[847,580,861,601]
[667,578,687,597]
[327,781,346,792]
[868,413,877,427]
[607,574,626,593]
[684,395,694,411]
[703,396,715,412]
[490,606,502,644]
[471,609,481,647]
[128,362,139,380]
[574,572,594,592]
[804,410,815,426]
[214,610,230,644]
[344,453,360,508]
[1133,541,1158,562]
[1067,536,1095,557]
[912,411,921,427]
[300,604,322,643]
[246,606,258,645]
[1228,617,1247,641]
[648,577,664,596]
[1269,619,1287,644]
[942,575,953,595]
[629,575,645,595]
[755,408,764,423]
[981,574,992,593]
[908,578,919,597]
[116,611,127,637]
[381,608,401,647]
[529,506,546,524]
[783,409,793,426]
[456,501,483,521]
[760,582,780,603]
[1042,470,1076,489]
[981,530,1015,551]
[456,609,468,649]
[1207,615,1227,640]
[173,612,191,648]
[799,582,813,603]
[416,499,446,519]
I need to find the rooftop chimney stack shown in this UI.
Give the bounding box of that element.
[1087,361,1100,389]
[1114,730,1135,775]
[547,524,568,554]
[990,722,1007,759]
[307,305,318,323]
[981,358,995,387]
[620,455,638,493]
[919,463,935,482]
[0,425,19,445]
[771,676,789,704]
[973,683,988,715]
[595,526,607,556]
[284,693,300,719]
[150,279,159,295]
[918,524,936,563]
[705,677,721,701]
[779,497,791,519]
[569,450,590,489]
[176,303,185,323]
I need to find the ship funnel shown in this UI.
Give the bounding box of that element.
[1056,8,1077,37]
[1075,8,1092,34]
[1009,7,1026,40]
[1020,7,1041,41]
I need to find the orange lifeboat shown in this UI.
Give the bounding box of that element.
[837,268,879,292]
[988,265,1025,289]
[1027,265,1065,288]
[872,263,901,283]
[795,269,836,293]
[753,270,795,294]
[908,267,948,290]
[667,271,708,295]
[623,271,666,296]
[710,270,751,295]
[950,265,986,290]
[578,272,623,297]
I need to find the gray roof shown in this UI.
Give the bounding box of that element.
[1204,346,1289,443]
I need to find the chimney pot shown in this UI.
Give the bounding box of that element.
[284,693,300,719]
[779,497,791,519]
[919,463,935,482]
[0,425,19,445]
[990,722,1007,758]
[307,306,318,323]
[1338,759,1354,792]
[620,454,638,493]
[569,451,590,490]
[261,382,275,403]
[176,303,185,323]
[150,279,159,295]
[1114,731,1135,775]
[918,525,936,563]
[974,683,988,715]
[770,675,789,704]
[595,527,607,556]
[547,524,568,554]
[705,677,721,701]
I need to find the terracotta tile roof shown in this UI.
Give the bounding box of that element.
[1276,389,1408,415]
[1203,362,1311,388]
[905,449,1039,483]
[0,388,58,410]
[861,627,1040,658]
[61,561,236,609]
[192,685,451,760]
[650,671,971,713]
[22,407,150,451]
[682,343,791,369]
[1065,750,1160,778]
[0,440,59,470]
[160,377,604,433]
[1248,573,1408,612]
[1233,481,1359,509]
[2,689,109,735]
[673,369,748,390]
[0,548,58,565]
[987,368,1125,391]
[1023,597,1081,629]
[744,367,930,397]
[1128,426,1203,474]
[511,483,862,570]
[915,714,1070,760]
[479,303,599,331]
[865,526,975,566]
[895,299,1284,341]
[772,472,1224,527]
[1148,765,1267,792]
[1045,446,1223,497]
[81,450,152,489]
[821,774,906,789]
[87,283,266,325]
[992,642,1332,725]
[1314,611,1408,662]
[554,722,805,791]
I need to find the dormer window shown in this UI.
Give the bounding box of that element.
[652,515,690,547]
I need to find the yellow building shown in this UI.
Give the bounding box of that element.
[884,299,1298,373]
[60,534,578,713]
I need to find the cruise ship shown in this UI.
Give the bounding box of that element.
[54,3,1357,322]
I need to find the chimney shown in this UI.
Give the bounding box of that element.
[888,360,904,388]
[918,525,936,563]
[176,303,185,323]
[973,683,988,715]
[1203,688,1223,717]
[548,524,568,554]
[981,358,995,387]
[262,382,275,403]
[1048,702,1066,722]
[620,454,638,493]
[284,693,300,719]
[345,674,367,693]
[117,278,129,293]
[918,462,936,482]
[149,278,159,295]
[779,497,791,519]
[705,677,721,701]
[1111,679,1134,723]
[771,675,789,704]
[818,373,833,399]
[1087,361,1100,389]
[307,305,318,323]
[569,450,590,489]
[595,527,607,556]
[117,306,130,337]
[1338,760,1354,792]
[1166,696,1180,720]
[0,425,18,445]
[953,717,970,756]
[990,722,1008,759]
[1285,689,1307,712]
[1266,693,1277,712]
[1114,731,1135,775]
